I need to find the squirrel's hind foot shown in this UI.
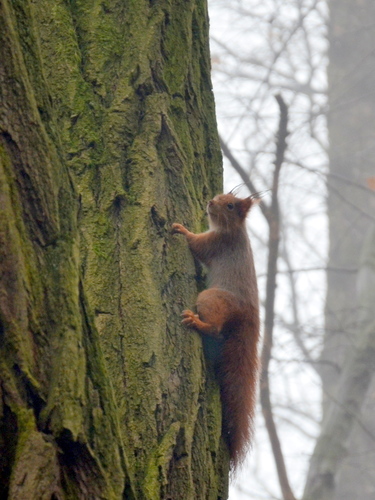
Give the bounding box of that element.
[181,310,222,338]
[181,310,200,327]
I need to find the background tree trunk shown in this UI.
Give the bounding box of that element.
[0,1,227,498]
[304,1,375,499]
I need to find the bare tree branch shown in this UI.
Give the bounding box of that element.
[260,95,296,500]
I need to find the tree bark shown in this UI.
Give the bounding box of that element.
[0,0,226,498]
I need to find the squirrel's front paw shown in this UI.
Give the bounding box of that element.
[171,223,187,235]
[181,310,199,328]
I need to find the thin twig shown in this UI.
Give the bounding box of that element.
[219,135,271,220]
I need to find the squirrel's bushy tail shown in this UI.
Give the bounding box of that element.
[218,318,260,470]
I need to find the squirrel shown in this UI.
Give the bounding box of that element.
[172,192,260,471]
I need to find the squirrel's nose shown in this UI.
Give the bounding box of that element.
[208,200,213,206]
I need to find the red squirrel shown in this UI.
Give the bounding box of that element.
[172,192,260,470]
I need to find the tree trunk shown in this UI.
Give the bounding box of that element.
[322,0,375,398]
[0,0,227,499]
[303,228,375,500]
[304,1,375,499]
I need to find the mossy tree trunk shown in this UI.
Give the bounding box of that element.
[0,0,227,498]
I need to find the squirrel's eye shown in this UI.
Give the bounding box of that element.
[227,203,234,210]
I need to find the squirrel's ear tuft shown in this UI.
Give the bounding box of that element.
[237,197,253,218]
[250,196,262,205]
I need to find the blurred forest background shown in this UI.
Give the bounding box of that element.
[208,0,375,499]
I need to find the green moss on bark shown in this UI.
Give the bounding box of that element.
[1,0,226,497]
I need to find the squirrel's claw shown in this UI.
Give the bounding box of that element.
[181,309,199,328]
[171,223,187,235]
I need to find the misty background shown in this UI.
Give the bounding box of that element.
[208,1,375,499]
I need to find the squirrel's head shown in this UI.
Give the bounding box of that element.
[206,193,258,232]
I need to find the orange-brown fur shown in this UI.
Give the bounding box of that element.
[172,193,260,470]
